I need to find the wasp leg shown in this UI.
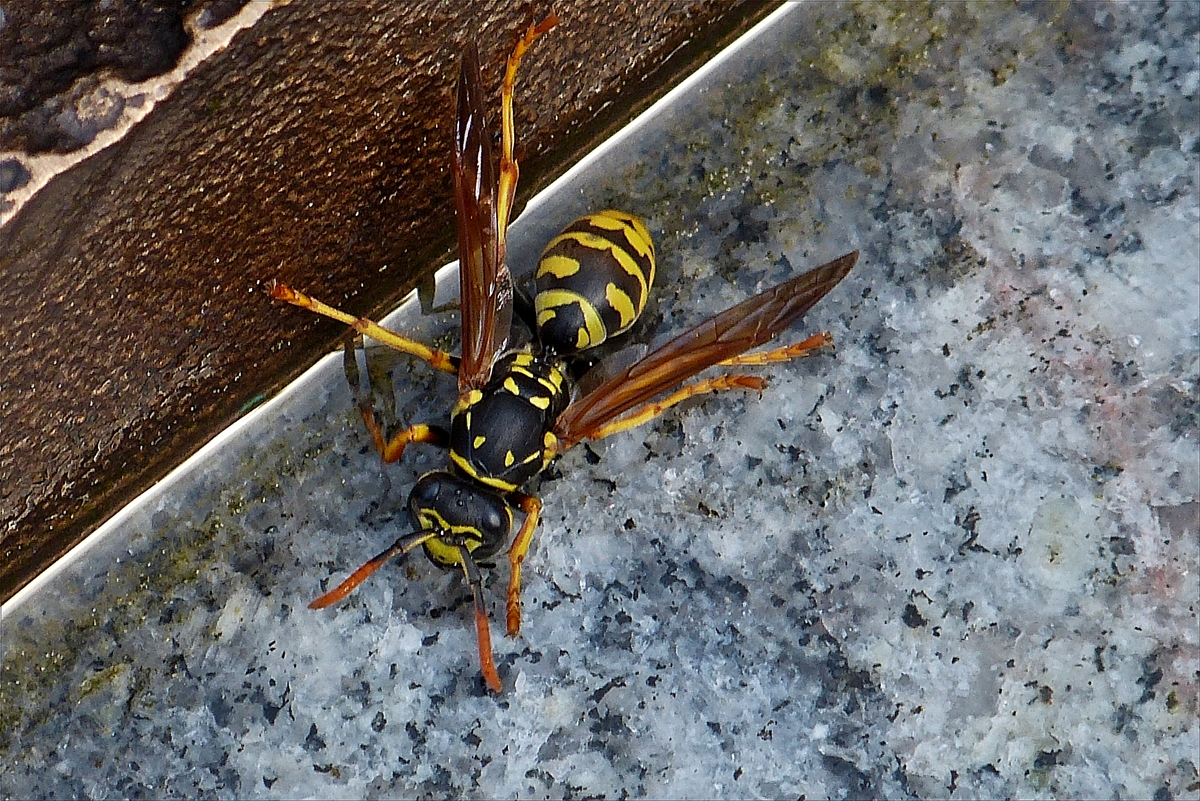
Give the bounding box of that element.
[268,280,459,374]
[578,335,838,442]
[719,331,833,366]
[342,336,451,463]
[460,545,503,692]
[505,491,543,637]
[496,13,559,239]
[380,424,448,464]
[583,374,769,441]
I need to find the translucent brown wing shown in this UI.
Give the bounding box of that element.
[453,42,512,394]
[552,251,859,448]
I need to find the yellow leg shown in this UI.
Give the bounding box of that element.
[496,13,559,239]
[505,491,543,637]
[720,331,833,366]
[583,335,836,442]
[587,374,768,441]
[268,280,458,374]
[341,337,448,463]
[352,408,449,465]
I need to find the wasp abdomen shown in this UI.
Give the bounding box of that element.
[534,210,656,356]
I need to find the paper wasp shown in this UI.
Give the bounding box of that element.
[268,14,857,691]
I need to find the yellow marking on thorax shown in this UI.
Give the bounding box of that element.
[451,389,484,418]
[449,451,519,492]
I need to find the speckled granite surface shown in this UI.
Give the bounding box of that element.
[2,2,1197,799]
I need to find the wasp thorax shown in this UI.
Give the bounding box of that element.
[448,352,569,492]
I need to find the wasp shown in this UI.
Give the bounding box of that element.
[268,14,857,692]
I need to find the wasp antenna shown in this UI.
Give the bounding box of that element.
[309,531,436,609]
[460,546,503,692]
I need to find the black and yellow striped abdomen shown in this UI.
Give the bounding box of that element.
[534,210,656,356]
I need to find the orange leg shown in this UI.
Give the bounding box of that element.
[459,546,503,692]
[369,422,446,465]
[342,337,448,463]
[583,335,835,441]
[585,374,767,442]
[719,331,833,366]
[505,491,543,637]
[573,334,835,443]
[496,13,559,241]
[268,280,458,374]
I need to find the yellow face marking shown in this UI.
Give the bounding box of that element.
[423,537,469,568]
[418,510,481,539]
[605,282,638,329]
[528,394,550,410]
[537,254,582,279]
[473,435,487,449]
[415,510,489,567]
